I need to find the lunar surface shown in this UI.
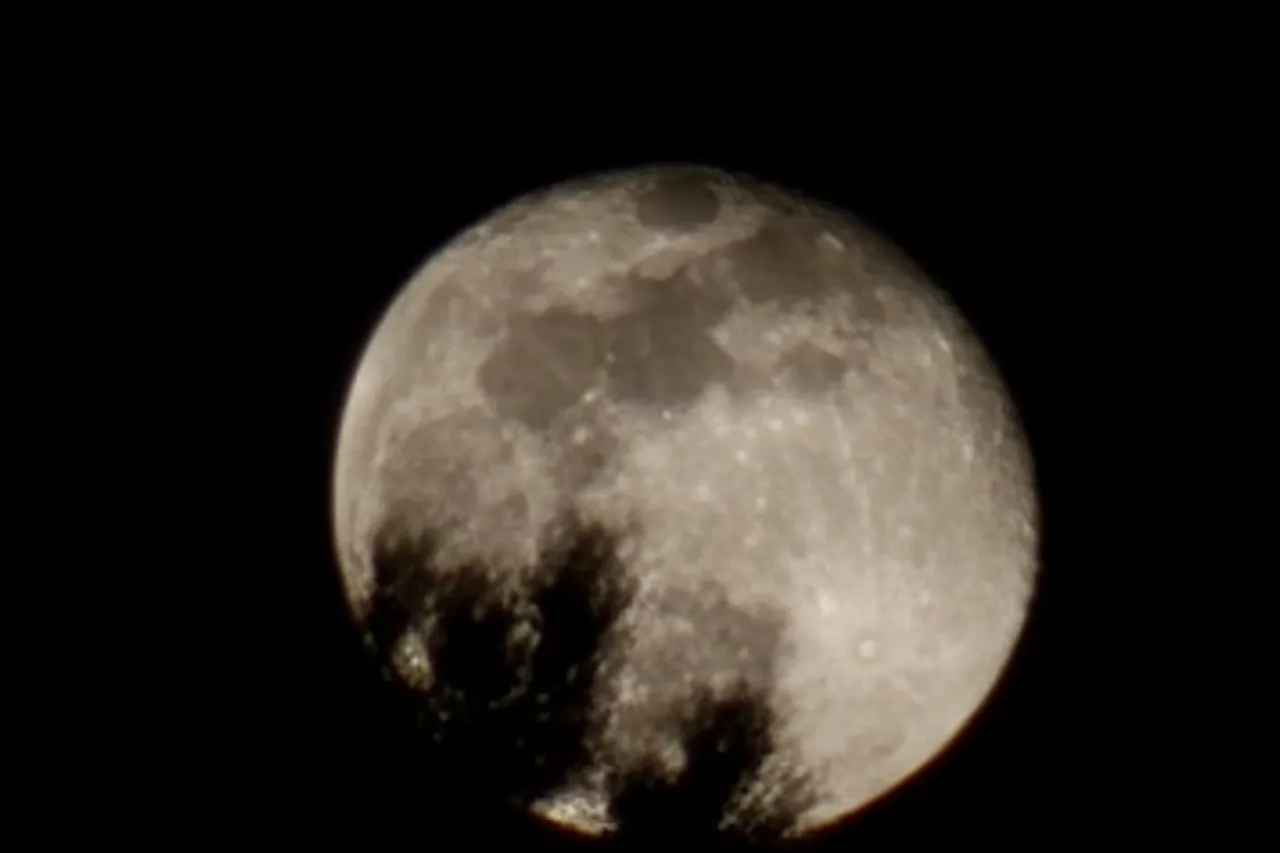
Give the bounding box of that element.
[331,165,1038,842]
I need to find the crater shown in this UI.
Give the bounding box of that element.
[633,169,722,231]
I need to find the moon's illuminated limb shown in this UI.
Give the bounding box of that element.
[331,164,1038,840]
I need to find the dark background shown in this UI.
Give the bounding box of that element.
[168,92,1140,849]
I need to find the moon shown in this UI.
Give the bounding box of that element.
[331,165,1038,842]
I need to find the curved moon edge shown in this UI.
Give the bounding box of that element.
[330,165,1041,842]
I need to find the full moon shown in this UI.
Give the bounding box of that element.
[331,165,1038,842]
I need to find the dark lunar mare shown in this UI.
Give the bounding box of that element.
[604,267,739,410]
[362,514,814,846]
[724,220,841,309]
[477,265,743,432]
[477,308,610,432]
[474,209,889,438]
